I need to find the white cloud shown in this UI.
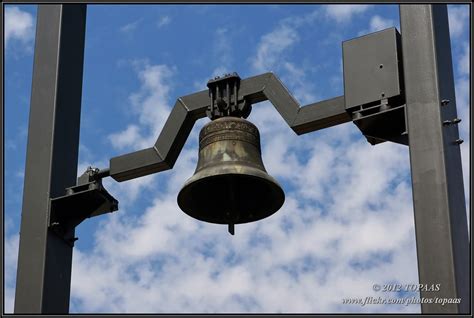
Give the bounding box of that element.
[103,61,179,213]
[4,6,34,49]
[252,24,299,73]
[458,42,469,77]
[213,27,232,68]
[324,5,371,23]
[107,173,158,207]
[460,139,470,225]
[192,26,240,90]
[448,5,469,38]
[454,75,470,216]
[120,19,141,33]
[357,14,398,37]
[369,15,395,32]
[69,90,422,313]
[157,15,171,28]
[453,42,469,209]
[132,63,175,134]
[68,126,420,313]
[251,15,320,104]
[206,27,235,80]
[108,124,143,150]
[4,221,20,313]
[108,61,175,151]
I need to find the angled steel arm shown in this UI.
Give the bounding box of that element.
[109,72,350,182]
[292,96,348,134]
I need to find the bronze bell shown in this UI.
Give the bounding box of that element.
[177,116,285,233]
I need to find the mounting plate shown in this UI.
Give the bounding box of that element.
[343,27,407,145]
[343,27,404,109]
[49,177,118,244]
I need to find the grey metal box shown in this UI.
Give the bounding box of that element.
[343,27,403,110]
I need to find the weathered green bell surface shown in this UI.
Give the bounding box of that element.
[177,116,285,225]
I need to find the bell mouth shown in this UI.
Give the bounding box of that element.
[177,165,285,224]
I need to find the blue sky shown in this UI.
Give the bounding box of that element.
[4,4,470,314]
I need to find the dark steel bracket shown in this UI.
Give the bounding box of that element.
[343,27,408,146]
[351,102,408,145]
[49,167,118,246]
[109,72,350,182]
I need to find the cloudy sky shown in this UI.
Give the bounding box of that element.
[4,4,470,314]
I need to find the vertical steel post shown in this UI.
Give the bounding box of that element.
[14,5,87,314]
[400,4,469,314]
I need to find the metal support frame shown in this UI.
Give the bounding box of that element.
[14,5,87,314]
[400,5,469,313]
[13,3,468,315]
[109,72,349,181]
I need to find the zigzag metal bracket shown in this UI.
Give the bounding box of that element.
[109,72,350,182]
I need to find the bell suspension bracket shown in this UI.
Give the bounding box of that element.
[206,72,251,120]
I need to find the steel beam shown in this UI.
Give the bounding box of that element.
[292,96,349,134]
[400,4,469,314]
[14,5,87,314]
[110,73,349,182]
[0,6,4,297]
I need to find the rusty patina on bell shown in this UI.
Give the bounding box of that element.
[177,117,285,229]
